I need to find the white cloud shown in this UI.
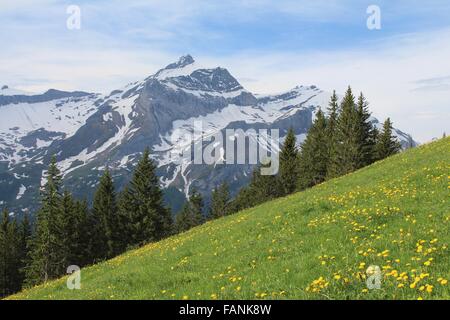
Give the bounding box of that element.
[213,28,450,142]
[1,1,449,142]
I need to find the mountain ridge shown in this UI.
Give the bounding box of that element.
[0,55,417,216]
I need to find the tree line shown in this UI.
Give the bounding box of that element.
[1,148,173,297]
[0,86,403,297]
[228,86,402,212]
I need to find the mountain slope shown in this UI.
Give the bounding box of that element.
[9,137,449,300]
[0,56,417,216]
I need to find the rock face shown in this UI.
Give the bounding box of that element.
[0,56,417,217]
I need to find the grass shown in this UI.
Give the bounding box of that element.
[8,137,450,300]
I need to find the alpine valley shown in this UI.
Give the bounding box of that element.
[0,55,416,217]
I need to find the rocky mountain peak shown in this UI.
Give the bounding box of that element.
[153,55,198,81]
[150,55,245,95]
[166,54,195,70]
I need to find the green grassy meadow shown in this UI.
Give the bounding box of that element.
[8,137,450,300]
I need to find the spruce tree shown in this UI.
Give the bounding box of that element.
[356,93,376,167]
[0,210,5,296]
[17,213,32,290]
[175,205,191,233]
[175,188,204,233]
[375,118,401,160]
[91,169,120,260]
[189,188,204,225]
[117,185,134,249]
[326,91,339,167]
[60,190,75,263]
[1,209,11,296]
[232,163,282,212]
[229,186,253,213]
[209,182,231,219]
[0,210,22,297]
[298,109,329,189]
[25,157,67,286]
[279,128,299,195]
[62,193,92,267]
[120,148,172,247]
[73,199,92,266]
[327,86,360,178]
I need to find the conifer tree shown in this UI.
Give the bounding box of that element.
[189,188,204,224]
[209,182,231,219]
[72,199,92,266]
[229,186,253,213]
[174,205,191,233]
[120,148,172,247]
[17,213,32,289]
[0,209,22,297]
[91,169,120,260]
[232,163,282,212]
[1,209,11,296]
[327,86,360,178]
[175,188,204,233]
[326,91,339,166]
[279,128,299,195]
[59,190,75,262]
[63,193,91,267]
[356,93,376,167]
[375,118,401,160]
[0,209,6,296]
[25,157,67,286]
[117,185,134,249]
[298,109,329,189]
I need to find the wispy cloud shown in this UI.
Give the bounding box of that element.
[412,75,450,92]
[218,28,450,142]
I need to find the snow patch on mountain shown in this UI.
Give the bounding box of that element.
[16,185,26,200]
[59,95,137,175]
[154,56,202,81]
[0,94,100,165]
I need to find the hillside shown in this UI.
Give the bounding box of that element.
[8,137,449,300]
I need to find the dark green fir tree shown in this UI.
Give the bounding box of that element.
[356,93,377,167]
[0,210,22,297]
[175,188,204,233]
[119,148,172,247]
[279,128,300,195]
[327,86,360,178]
[326,90,339,166]
[298,109,329,189]
[25,157,67,286]
[91,169,120,260]
[375,118,401,160]
[208,182,231,220]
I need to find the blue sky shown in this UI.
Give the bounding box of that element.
[0,0,449,141]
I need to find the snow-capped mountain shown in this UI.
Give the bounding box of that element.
[0,55,416,216]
